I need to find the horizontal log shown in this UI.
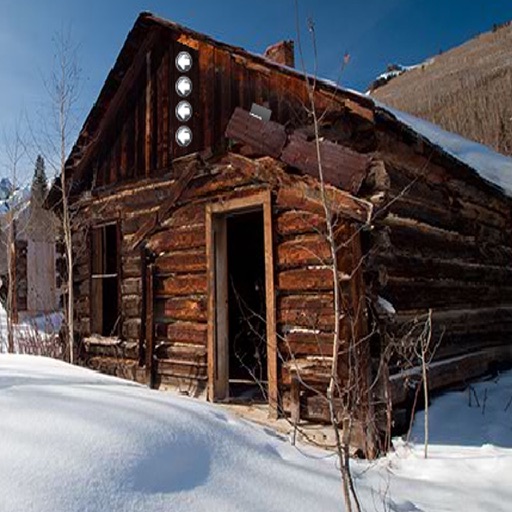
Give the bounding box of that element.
[278,294,335,330]
[155,321,207,345]
[377,134,511,216]
[277,234,331,269]
[84,341,138,359]
[154,374,208,389]
[276,183,371,224]
[155,296,207,322]
[387,197,507,242]
[383,276,512,310]
[122,255,142,278]
[182,169,259,201]
[155,359,207,380]
[155,274,207,296]
[380,219,512,266]
[84,356,141,381]
[278,268,334,292]
[372,252,512,285]
[148,225,205,253]
[122,211,159,236]
[278,330,336,360]
[389,345,512,405]
[154,342,206,360]
[121,295,142,317]
[391,306,512,331]
[281,358,332,386]
[122,319,141,339]
[161,203,205,228]
[155,250,206,274]
[121,278,142,296]
[275,210,327,237]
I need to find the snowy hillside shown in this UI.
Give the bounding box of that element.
[0,354,511,512]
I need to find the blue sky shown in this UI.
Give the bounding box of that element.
[1,0,511,182]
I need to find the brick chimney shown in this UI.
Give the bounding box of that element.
[264,40,295,68]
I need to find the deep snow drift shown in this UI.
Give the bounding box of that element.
[0,355,511,512]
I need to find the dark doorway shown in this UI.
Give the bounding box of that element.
[226,210,267,401]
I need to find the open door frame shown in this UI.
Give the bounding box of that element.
[206,190,278,418]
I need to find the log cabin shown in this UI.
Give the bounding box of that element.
[46,12,512,451]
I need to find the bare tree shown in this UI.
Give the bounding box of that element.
[389,309,441,458]
[43,28,82,363]
[292,7,372,511]
[2,124,28,353]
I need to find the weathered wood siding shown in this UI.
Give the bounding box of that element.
[73,175,181,380]
[77,23,371,195]
[365,122,512,398]
[139,156,366,418]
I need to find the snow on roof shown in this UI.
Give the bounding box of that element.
[260,57,512,200]
[376,103,512,198]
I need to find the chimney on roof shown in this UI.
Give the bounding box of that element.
[264,40,295,68]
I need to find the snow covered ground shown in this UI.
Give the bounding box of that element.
[0,354,511,512]
[0,303,62,356]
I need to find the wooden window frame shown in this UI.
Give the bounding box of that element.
[206,190,278,418]
[90,221,122,337]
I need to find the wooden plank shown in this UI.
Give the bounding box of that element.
[145,50,152,176]
[281,132,369,193]
[73,29,160,182]
[206,204,215,400]
[145,263,155,387]
[263,190,278,418]
[225,107,287,158]
[199,43,215,151]
[130,159,198,251]
[214,215,229,400]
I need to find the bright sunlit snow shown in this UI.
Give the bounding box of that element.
[378,104,512,198]
[0,354,511,511]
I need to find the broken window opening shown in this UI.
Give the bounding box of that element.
[91,223,120,337]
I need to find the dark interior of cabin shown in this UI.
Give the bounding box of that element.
[91,223,120,337]
[102,224,119,336]
[226,210,267,401]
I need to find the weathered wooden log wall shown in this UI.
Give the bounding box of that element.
[365,117,512,399]
[60,12,512,431]
[72,173,183,381]
[138,155,367,418]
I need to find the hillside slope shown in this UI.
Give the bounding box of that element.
[371,22,512,156]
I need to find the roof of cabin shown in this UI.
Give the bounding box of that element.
[60,11,512,204]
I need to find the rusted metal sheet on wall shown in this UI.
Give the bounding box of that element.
[281,133,369,194]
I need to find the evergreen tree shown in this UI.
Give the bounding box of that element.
[31,155,48,206]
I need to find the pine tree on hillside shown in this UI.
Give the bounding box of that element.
[31,155,48,206]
